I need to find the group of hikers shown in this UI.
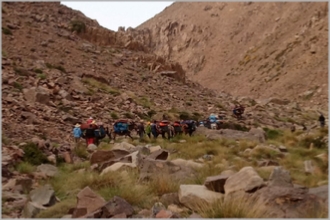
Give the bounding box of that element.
[72,117,107,146]
[72,110,327,146]
[72,116,199,146]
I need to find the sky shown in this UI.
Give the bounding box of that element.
[60,2,174,31]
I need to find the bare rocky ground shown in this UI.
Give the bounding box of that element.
[1,2,328,218]
[136,2,328,110]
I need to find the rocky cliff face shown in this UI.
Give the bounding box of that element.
[133,2,328,110]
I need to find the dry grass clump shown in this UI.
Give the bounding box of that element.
[197,195,268,218]
[36,198,76,218]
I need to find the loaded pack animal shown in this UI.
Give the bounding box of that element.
[172,121,183,136]
[105,119,138,141]
[233,105,245,120]
[156,120,173,140]
[80,122,107,146]
[181,120,197,136]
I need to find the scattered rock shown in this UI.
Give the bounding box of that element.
[224,166,264,195]
[204,174,231,193]
[178,184,224,210]
[36,164,58,177]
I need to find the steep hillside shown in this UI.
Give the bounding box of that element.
[2,2,328,143]
[1,2,211,142]
[136,2,328,109]
[1,2,328,219]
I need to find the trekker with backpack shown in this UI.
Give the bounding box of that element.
[137,120,145,140]
[94,122,106,146]
[86,117,94,124]
[319,114,326,128]
[84,124,96,146]
[146,121,152,138]
[151,120,159,138]
[73,123,82,143]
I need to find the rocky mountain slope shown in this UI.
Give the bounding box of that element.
[2,2,327,144]
[1,2,328,219]
[135,2,328,109]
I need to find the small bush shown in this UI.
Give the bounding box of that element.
[147,110,157,118]
[124,112,134,119]
[54,65,66,73]
[110,112,119,119]
[16,162,36,174]
[36,198,76,218]
[179,111,191,120]
[45,63,53,68]
[70,20,86,34]
[14,67,29,76]
[37,74,47,80]
[299,136,327,149]
[2,27,12,35]
[22,142,49,165]
[34,68,43,74]
[263,128,283,140]
[13,82,23,91]
[73,145,89,159]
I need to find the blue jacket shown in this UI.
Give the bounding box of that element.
[73,127,82,138]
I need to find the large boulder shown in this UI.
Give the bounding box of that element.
[72,186,106,218]
[252,186,326,218]
[112,142,136,152]
[224,166,264,195]
[100,196,134,218]
[268,167,293,188]
[23,86,50,105]
[23,184,57,218]
[90,149,130,165]
[178,185,224,210]
[204,173,232,193]
[36,164,58,177]
[138,158,194,181]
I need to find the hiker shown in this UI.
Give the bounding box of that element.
[137,120,145,140]
[73,123,82,143]
[86,117,94,124]
[94,122,106,146]
[319,114,325,128]
[84,124,96,145]
[145,121,151,138]
[162,114,168,120]
[151,120,158,138]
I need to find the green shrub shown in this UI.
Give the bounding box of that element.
[14,67,29,76]
[179,111,191,120]
[16,162,36,174]
[45,63,53,68]
[22,143,49,165]
[263,128,283,140]
[70,20,86,34]
[110,112,119,119]
[37,74,47,80]
[192,112,202,121]
[13,82,23,91]
[147,110,157,118]
[54,65,66,73]
[34,69,43,74]
[124,112,135,119]
[2,27,12,35]
[299,136,327,149]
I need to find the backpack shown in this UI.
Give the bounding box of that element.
[98,126,106,138]
[159,120,169,127]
